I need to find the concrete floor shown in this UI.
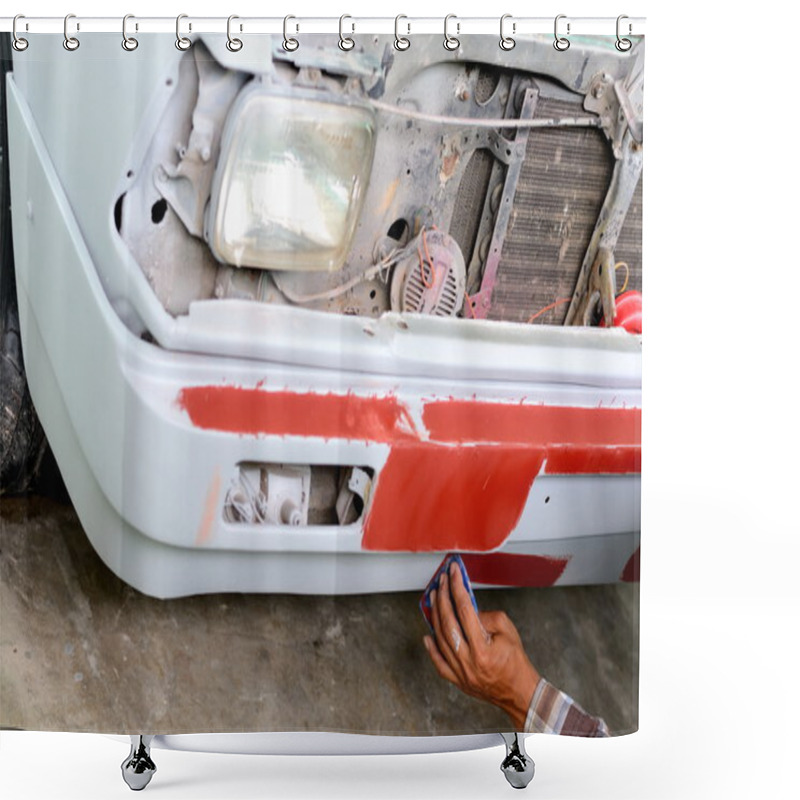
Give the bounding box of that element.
[0,494,638,736]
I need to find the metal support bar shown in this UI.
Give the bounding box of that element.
[476,128,516,166]
[571,246,617,326]
[468,84,539,318]
[565,128,643,326]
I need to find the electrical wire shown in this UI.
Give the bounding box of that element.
[464,289,477,319]
[226,469,268,524]
[526,262,633,325]
[271,227,449,307]
[526,297,572,324]
[417,227,436,288]
[270,246,408,304]
[615,261,630,295]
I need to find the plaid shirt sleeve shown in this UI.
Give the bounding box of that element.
[524,678,610,737]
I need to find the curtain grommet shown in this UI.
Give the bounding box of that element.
[500,14,515,51]
[176,14,192,51]
[444,14,460,51]
[12,14,29,51]
[616,15,632,52]
[394,15,410,51]
[339,14,355,51]
[553,14,570,51]
[226,15,243,52]
[283,15,299,52]
[122,14,138,51]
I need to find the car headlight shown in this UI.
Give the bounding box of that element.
[206,84,375,272]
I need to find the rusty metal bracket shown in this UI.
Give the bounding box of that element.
[480,128,519,166]
[569,246,617,327]
[468,84,539,318]
[565,127,642,326]
[584,44,643,156]
[584,73,627,159]
[615,73,643,144]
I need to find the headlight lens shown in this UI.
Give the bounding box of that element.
[207,87,375,272]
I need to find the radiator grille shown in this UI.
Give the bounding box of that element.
[488,97,615,325]
[474,67,501,104]
[449,148,494,268]
[614,174,643,295]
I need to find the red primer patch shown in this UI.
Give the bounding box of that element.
[621,547,640,582]
[176,386,417,443]
[544,445,641,475]
[362,444,545,552]
[460,553,570,587]
[423,401,641,447]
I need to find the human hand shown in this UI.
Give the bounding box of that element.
[423,562,541,731]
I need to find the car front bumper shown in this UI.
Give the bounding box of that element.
[8,72,640,599]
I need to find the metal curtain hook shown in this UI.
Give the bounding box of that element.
[122,14,138,51]
[394,15,410,50]
[12,15,29,51]
[226,15,243,51]
[339,15,355,51]
[444,14,459,51]
[63,14,80,50]
[64,14,81,52]
[500,14,515,50]
[553,14,570,51]
[616,14,632,52]
[176,14,192,50]
[283,15,299,51]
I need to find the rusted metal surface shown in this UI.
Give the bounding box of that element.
[467,83,538,319]
[489,95,614,325]
[569,246,617,327]
[614,175,643,293]
[564,129,643,326]
[449,147,493,269]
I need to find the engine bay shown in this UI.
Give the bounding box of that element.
[115,36,643,329]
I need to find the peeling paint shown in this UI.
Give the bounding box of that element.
[377,177,401,216]
[439,136,462,183]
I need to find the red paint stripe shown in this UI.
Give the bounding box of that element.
[178,388,640,476]
[460,553,570,587]
[362,444,545,552]
[544,445,641,475]
[176,386,417,443]
[423,401,640,447]
[621,547,640,582]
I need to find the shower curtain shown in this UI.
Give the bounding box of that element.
[1,18,641,748]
